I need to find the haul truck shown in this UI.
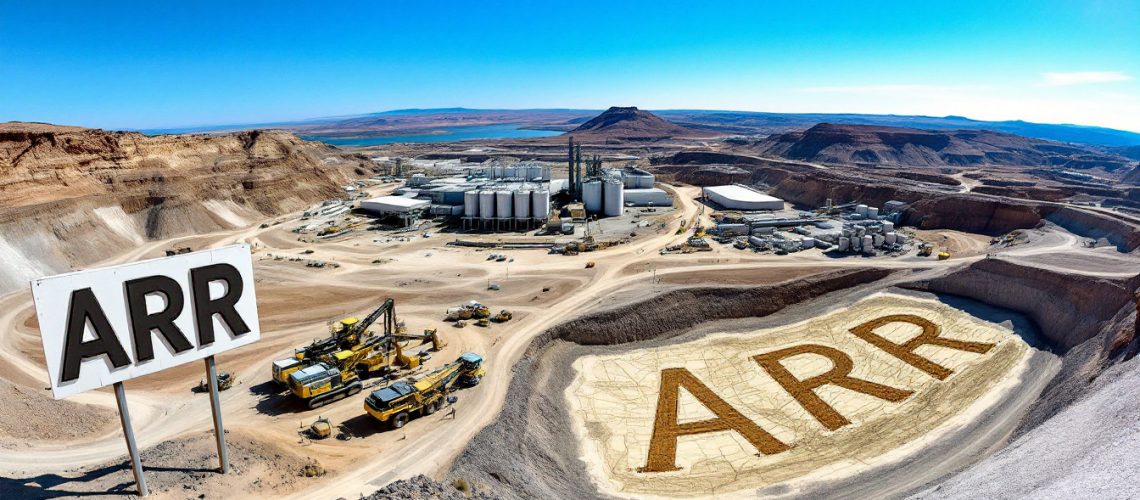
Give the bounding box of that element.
[364,353,485,429]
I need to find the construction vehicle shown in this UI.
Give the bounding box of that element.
[272,298,402,385]
[444,301,490,322]
[308,417,333,439]
[363,353,485,429]
[165,246,192,257]
[476,318,490,327]
[917,243,934,257]
[288,360,364,409]
[492,310,512,323]
[938,250,952,260]
[585,261,596,269]
[194,372,233,393]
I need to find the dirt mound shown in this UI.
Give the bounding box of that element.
[0,381,115,442]
[749,123,1129,169]
[0,123,370,293]
[1,430,320,498]
[364,475,500,500]
[567,106,700,140]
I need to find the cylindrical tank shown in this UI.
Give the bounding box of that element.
[541,165,551,181]
[851,236,861,251]
[464,190,479,218]
[896,234,908,245]
[749,236,766,248]
[882,221,895,233]
[527,165,542,180]
[838,237,850,251]
[479,191,495,220]
[856,226,866,238]
[514,190,531,220]
[583,179,603,213]
[531,190,551,220]
[856,204,868,217]
[506,166,518,178]
[752,226,775,235]
[868,207,880,219]
[802,238,815,249]
[862,235,874,254]
[885,232,897,245]
[603,178,624,217]
[873,234,885,247]
[495,190,512,219]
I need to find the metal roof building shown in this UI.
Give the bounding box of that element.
[704,185,784,210]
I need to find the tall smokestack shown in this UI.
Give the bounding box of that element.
[567,136,575,199]
[575,144,583,201]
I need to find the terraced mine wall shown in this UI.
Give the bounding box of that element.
[447,268,894,500]
[902,258,1140,432]
[0,125,367,293]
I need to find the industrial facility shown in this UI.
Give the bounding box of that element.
[713,200,916,256]
[355,139,673,232]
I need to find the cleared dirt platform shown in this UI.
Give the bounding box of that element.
[566,293,1035,497]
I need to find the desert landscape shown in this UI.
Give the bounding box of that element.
[0,97,1138,500]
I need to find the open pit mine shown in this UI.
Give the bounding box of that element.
[1,107,1140,500]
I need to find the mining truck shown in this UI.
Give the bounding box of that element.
[363,353,485,429]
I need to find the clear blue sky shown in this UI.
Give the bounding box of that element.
[2,0,1138,131]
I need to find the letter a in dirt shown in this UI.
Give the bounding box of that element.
[639,367,790,473]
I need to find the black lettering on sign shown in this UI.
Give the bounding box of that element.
[61,288,132,383]
[190,263,250,346]
[125,275,193,362]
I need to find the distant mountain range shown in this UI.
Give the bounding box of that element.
[150,107,1140,148]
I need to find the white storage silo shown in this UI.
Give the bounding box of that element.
[464,190,479,218]
[505,166,517,178]
[479,190,496,220]
[896,234,908,245]
[495,190,513,219]
[873,234,885,247]
[862,235,874,254]
[514,190,531,220]
[583,179,603,214]
[838,237,850,251]
[851,235,861,251]
[868,207,880,219]
[802,238,815,249]
[603,178,624,217]
[531,190,551,221]
[527,165,542,181]
[885,232,897,245]
[856,204,868,217]
[882,221,895,233]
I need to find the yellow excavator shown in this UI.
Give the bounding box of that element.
[272,298,404,385]
[363,353,485,429]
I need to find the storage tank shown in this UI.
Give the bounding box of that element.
[896,234,908,245]
[838,237,850,251]
[851,236,861,251]
[505,166,517,179]
[603,178,624,217]
[583,179,603,214]
[856,204,869,217]
[885,232,897,245]
[867,207,880,219]
[528,165,543,181]
[718,224,749,236]
[802,238,815,249]
[531,190,551,220]
[749,236,767,248]
[478,191,496,220]
[495,190,513,219]
[464,190,479,218]
[752,226,775,235]
[882,221,895,233]
[873,234,885,247]
[862,235,874,254]
[514,190,531,220]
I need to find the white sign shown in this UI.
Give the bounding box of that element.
[31,244,260,399]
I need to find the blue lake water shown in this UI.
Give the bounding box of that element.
[304,124,561,146]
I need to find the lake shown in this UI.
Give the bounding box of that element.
[304,124,561,146]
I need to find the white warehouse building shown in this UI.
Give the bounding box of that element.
[704,185,784,210]
[360,196,430,215]
[624,188,673,207]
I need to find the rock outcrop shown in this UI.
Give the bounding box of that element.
[0,122,367,292]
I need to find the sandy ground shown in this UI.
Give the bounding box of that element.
[0,180,1118,498]
[565,293,1037,498]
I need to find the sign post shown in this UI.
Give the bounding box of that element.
[114,381,149,496]
[204,355,229,473]
[29,244,260,497]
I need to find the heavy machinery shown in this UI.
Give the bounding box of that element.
[938,249,952,260]
[917,243,934,257]
[363,353,485,429]
[272,298,402,385]
[492,310,513,323]
[444,302,490,322]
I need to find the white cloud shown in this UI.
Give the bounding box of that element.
[800,84,990,94]
[1039,71,1132,87]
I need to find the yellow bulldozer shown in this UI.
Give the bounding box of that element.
[363,353,485,429]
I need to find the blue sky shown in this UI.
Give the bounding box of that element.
[2,0,1138,131]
